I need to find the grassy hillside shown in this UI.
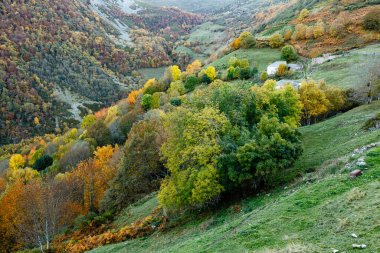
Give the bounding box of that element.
[90,101,380,253]
[294,101,380,172]
[209,48,281,72]
[311,44,380,89]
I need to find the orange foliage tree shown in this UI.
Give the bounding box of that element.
[127,89,143,105]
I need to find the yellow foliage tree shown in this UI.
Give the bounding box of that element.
[299,80,329,125]
[230,38,241,50]
[9,154,25,173]
[171,65,182,82]
[306,26,314,39]
[276,63,288,76]
[205,66,217,81]
[11,168,39,184]
[299,8,309,20]
[313,21,325,38]
[143,78,156,91]
[33,117,40,126]
[269,33,284,48]
[293,24,307,40]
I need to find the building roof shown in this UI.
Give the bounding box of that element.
[276,79,302,90]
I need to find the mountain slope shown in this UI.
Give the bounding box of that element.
[89,101,380,253]
[0,0,203,145]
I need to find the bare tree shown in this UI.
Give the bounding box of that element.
[14,176,76,252]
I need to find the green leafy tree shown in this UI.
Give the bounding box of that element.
[185,75,199,91]
[87,121,112,147]
[239,31,256,49]
[141,94,153,111]
[81,114,96,129]
[102,110,167,212]
[281,45,298,61]
[33,155,53,171]
[158,107,230,209]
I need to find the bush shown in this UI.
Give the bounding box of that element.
[201,73,212,84]
[81,114,96,129]
[33,155,53,171]
[298,8,309,20]
[260,71,268,81]
[251,67,258,77]
[362,113,380,130]
[170,98,182,107]
[185,75,199,91]
[238,31,256,49]
[363,9,380,31]
[269,33,284,48]
[141,94,153,111]
[284,29,293,41]
[239,68,251,80]
[276,63,288,77]
[293,24,306,40]
[281,45,298,61]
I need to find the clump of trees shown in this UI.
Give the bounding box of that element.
[299,80,346,125]
[158,80,303,209]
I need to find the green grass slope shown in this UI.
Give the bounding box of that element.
[294,101,380,172]
[311,44,380,89]
[209,48,281,72]
[90,102,380,253]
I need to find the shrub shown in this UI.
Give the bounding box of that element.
[143,79,161,95]
[284,29,293,41]
[238,31,256,49]
[313,21,325,38]
[227,66,236,80]
[201,73,212,84]
[119,109,143,137]
[281,45,298,61]
[33,155,53,171]
[251,67,258,77]
[293,24,307,40]
[185,75,199,91]
[305,26,314,39]
[276,63,288,77]
[170,98,182,107]
[362,113,380,130]
[260,71,268,81]
[298,8,309,20]
[239,67,251,79]
[363,9,380,31]
[269,33,284,48]
[141,94,153,111]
